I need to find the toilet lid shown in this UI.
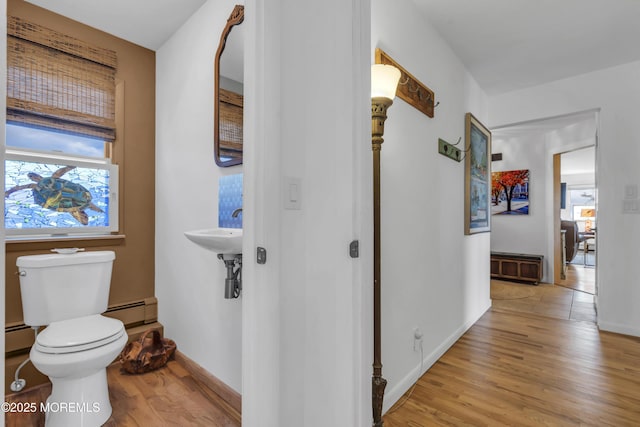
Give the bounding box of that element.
[35,315,125,354]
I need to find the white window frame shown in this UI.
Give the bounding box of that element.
[5,148,119,237]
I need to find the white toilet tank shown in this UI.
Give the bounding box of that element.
[16,251,116,327]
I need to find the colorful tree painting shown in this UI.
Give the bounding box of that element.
[491,169,530,215]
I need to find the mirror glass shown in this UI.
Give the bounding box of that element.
[215,5,244,167]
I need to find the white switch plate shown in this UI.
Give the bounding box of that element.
[625,184,638,199]
[623,199,640,213]
[284,177,302,210]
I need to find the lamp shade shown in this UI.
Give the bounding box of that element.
[371,64,401,100]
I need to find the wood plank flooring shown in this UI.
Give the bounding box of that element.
[5,352,240,427]
[557,262,596,294]
[6,280,625,427]
[491,279,596,323]
[384,281,640,427]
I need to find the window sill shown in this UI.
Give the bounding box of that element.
[5,234,125,252]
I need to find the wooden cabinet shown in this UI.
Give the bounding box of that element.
[491,252,544,284]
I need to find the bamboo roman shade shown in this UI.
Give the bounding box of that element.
[219,88,243,159]
[7,16,117,141]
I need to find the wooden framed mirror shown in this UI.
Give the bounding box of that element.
[214,5,244,167]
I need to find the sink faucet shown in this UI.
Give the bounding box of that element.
[232,208,243,218]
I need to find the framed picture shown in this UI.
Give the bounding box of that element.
[464,113,491,234]
[491,169,530,215]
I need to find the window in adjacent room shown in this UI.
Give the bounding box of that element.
[569,187,596,232]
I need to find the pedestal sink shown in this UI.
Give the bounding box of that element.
[184,228,242,258]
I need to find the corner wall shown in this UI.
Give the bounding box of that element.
[155,0,243,392]
[372,0,491,411]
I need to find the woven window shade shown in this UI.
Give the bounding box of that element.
[219,88,243,159]
[7,16,117,141]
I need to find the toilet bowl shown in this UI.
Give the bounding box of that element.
[16,251,126,427]
[31,315,127,426]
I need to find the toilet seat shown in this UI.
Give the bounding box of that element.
[35,314,125,354]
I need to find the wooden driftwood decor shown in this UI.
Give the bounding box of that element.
[375,48,435,118]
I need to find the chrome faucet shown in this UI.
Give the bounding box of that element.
[232,208,243,218]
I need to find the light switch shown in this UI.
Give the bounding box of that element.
[284,177,302,210]
[625,184,638,199]
[623,199,640,213]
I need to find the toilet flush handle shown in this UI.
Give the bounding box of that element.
[18,270,26,277]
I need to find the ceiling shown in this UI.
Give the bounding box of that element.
[26,0,207,51]
[28,1,640,95]
[491,110,597,175]
[561,146,595,176]
[412,0,640,95]
[491,110,597,139]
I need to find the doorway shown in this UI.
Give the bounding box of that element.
[555,147,597,295]
[491,110,599,323]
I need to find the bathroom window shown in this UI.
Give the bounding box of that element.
[6,123,107,158]
[5,147,118,236]
[5,16,119,237]
[7,16,117,142]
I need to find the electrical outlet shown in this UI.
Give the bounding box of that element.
[413,328,423,340]
[413,327,423,351]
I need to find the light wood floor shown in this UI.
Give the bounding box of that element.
[557,261,596,294]
[384,281,640,426]
[5,352,240,427]
[492,279,596,323]
[5,281,616,427]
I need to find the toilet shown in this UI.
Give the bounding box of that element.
[17,250,127,427]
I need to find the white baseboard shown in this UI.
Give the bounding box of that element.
[383,302,491,413]
[598,320,640,338]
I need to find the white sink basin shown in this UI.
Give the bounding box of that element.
[184,228,242,255]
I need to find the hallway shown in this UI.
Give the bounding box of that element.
[384,281,637,426]
[492,279,596,323]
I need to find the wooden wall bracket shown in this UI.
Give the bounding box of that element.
[375,48,435,118]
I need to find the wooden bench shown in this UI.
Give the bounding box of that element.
[490,252,543,284]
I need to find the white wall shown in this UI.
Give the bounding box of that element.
[242,0,373,425]
[489,61,640,336]
[156,0,243,392]
[491,133,548,276]
[372,0,491,411]
[157,0,374,424]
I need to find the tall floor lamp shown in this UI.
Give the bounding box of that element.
[371,64,401,427]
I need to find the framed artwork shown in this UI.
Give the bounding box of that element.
[464,113,491,234]
[491,169,530,215]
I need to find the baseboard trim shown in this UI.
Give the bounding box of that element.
[598,320,640,338]
[383,302,491,413]
[174,351,242,416]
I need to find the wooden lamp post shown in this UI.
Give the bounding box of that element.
[370,63,401,427]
